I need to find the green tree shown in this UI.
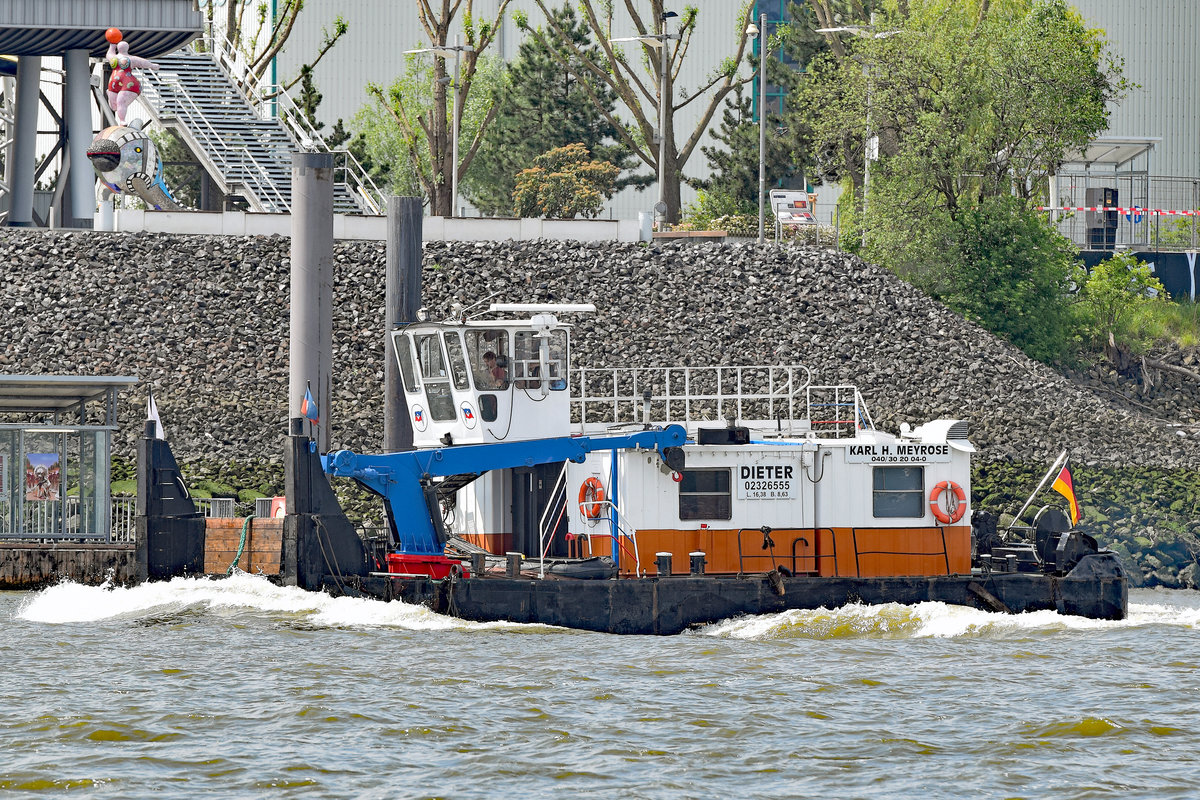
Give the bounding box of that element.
[468,4,648,216]
[937,196,1082,362]
[513,143,619,218]
[793,0,1125,264]
[366,0,512,216]
[694,85,798,216]
[356,54,507,203]
[518,1,759,223]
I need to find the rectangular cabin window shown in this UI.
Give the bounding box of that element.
[443,332,471,391]
[414,333,456,421]
[395,334,419,393]
[679,468,732,521]
[514,330,569,391]
[872,466,925,518]
[466,330,510,391]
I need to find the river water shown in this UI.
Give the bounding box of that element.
[2,576,1198,799]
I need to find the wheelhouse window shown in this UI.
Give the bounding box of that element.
[466,329,510,391]
[443,332,470,391]
[873,466,925,518]
[414,333,455,421]
[514,330,568,390]
[679,468,732,521]
[394,334,419,393]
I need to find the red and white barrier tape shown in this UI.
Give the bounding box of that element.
[1037,206,1199,216]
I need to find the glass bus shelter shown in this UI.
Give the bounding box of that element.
[0,375,137,541]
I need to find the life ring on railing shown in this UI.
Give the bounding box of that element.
[578,477,606,519]
[929,480,966,524]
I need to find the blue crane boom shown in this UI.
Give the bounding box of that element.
[322,426,688,556]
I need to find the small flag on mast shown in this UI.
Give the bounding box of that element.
[147,389,165,440]
[1051,460,1080,525]
[301,382,319,424]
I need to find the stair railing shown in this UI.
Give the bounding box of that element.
[211,36,384,215]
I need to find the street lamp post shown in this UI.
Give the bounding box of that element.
[405,37,474,217]
[613,11,678,226]
[816,15,895,248]
[746,14,767,244]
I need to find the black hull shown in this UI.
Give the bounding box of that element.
[322,552,1128,635]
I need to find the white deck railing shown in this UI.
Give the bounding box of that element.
[570,365,874,436]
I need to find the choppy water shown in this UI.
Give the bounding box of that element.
[2,576,1199,799]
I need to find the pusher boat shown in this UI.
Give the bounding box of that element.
[291,303,1127,633]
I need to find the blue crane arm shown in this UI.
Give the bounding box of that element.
[321,426,687,556]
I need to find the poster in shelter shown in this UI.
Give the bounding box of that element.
[25,453,61,501]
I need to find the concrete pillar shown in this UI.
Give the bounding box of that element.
[65,49,95,226]
[8,56,41,227]
[289,153,335,451]
[384,196,422,452]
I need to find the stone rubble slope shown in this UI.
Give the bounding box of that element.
[0,230,1195,469]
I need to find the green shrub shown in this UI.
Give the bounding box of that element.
[1078,251,1168,354]
[513,143,619,219]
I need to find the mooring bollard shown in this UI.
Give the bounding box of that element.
[1006,553,1018,573]
[471,552,486,577]
[689,551,707,575]
[655,552,673,577]
[506,551,522,578]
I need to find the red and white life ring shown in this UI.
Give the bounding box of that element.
[578,477,606,519]
[929,480,966,524]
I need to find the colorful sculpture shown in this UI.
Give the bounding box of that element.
[87,122,182,211]
[104,28,158,125]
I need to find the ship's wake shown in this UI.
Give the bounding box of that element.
[699,588,1200,639]
[16,576,1199,640]
[14,572,516,632]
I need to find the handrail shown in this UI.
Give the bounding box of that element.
[142,74,289,211]
[537,462,570,577]
[850,527,952,577]
[577,496,642,576]
[168,73,292,212]
[208,36,384,214]
[573,365,818,431]
[571,365,877,437]
[791,529,839,576]
[737,526,838,576]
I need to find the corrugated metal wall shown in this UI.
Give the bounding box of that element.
[0,0,200,31]
[1071,0,1199,180]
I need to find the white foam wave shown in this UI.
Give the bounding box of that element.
[700,589,1200,640]
[14,572,512,631]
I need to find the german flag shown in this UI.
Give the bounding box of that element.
[1052,462,1081,526]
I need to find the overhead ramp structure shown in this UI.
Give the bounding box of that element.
[138,40,382,215]
[1,1,381,225]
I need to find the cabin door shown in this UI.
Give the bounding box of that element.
[511,462,568,557]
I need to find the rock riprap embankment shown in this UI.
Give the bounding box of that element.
[1,229,1197,470]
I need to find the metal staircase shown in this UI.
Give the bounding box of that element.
[138,40,382,215]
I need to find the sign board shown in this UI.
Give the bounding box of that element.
[845,443,952,464]
[770,189,815,226]
[736,463,798,500]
